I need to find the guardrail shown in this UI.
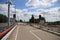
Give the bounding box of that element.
[0,24,16,40]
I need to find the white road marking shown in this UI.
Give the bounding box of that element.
[30,30,41,40]
[15,26,19,40]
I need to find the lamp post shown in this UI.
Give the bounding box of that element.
[7,0,11,27]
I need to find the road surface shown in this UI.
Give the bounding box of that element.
[7,23,60,40]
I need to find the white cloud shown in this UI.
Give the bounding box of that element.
[0,3,60,22]
[0,4,23,18]
[0,4,32,21]
[0,4,8,11]
[26,0,57,8]
[37,7,60,22]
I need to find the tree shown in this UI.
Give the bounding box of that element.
[20,19,23,22]
[0,14,8,23]
[39,15,41,19]
[41,17,46,22]
[29,15,35,23]
[39,15,46,23]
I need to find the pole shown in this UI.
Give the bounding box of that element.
[8,0,11,27]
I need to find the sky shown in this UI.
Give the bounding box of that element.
[0,0,60,22]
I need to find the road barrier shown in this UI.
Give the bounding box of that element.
[0,24,17,40]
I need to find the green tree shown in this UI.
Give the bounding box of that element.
[20,19,23,22]
[41,17,46,22]
[29,15,35,23]
[39,15,46,22]
[39,15,41,20]
[0,14,8,23]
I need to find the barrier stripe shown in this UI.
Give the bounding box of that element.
[1,25,17,40]
[0,24,16,39]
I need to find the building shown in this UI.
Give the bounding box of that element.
[34,15,45,24]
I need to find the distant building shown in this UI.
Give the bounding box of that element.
[39,20,45,24]
[34,15,45,24]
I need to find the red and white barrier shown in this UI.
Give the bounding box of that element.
[0,25,17,40]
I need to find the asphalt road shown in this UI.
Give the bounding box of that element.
[7,23,60,40]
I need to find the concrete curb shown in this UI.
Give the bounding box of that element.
[30,24,60,36]
[1,25,17,40]
[42,29,60,36]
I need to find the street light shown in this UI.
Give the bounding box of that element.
[7,0,12,27]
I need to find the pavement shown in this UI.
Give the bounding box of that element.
[7,23,60,40]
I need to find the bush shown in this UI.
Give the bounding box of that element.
[0,14,8,23]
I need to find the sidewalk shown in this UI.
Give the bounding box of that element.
[6,25,18,40]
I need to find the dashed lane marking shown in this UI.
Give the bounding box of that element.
[30,30,41,40]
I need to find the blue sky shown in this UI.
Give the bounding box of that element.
[0,0,60,22]
[12,0,28,9]
[0,0,28,9]
[0,0,60,11]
